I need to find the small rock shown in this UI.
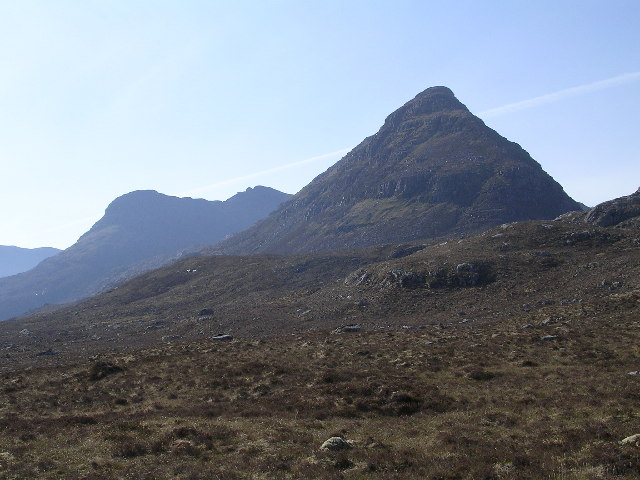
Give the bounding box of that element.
[566,230,592,245]
[541,335,558,341]
[521,324,535,329]
[320,437,352,451]
[333,325,362,333]
[620,434,640,446]
[19,329,30,336]
[628,371,640,376]
[455,263,480,286]
[211,334,233,341]
[35,348,58,356]
[199,308,214,316]
[162,335,183,342]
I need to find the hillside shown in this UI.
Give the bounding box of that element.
[0,246,60,278]
[0,191,638,479]
[0,186,290,321]
[2,189,638,361]
[214,86,582,255]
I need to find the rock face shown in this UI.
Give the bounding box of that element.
[215,87,582,255]
[584,188,640,227]
[0,246,60,278]
[0,187,290,321]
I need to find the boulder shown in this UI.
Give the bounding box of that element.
[333,325,362,334]
[320,437,353,451]
[211,334,233,341]
[455,263,480,286]
[620,434,640,446]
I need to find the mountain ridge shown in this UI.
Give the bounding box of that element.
[0,246,61,278]
[0,186,290,321]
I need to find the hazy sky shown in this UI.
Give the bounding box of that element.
[1,1,638,249]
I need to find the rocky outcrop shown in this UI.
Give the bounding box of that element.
[584,188,640,227]
[345,262,486,289]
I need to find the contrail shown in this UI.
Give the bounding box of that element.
[180,147,351,197]
[479,72,640,118]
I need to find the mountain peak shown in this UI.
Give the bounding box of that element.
[215,86,581,255]
[380,86,469,133]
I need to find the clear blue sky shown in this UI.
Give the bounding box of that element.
[1,0,638,249]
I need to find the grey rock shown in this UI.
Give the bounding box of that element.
[344,269,370,286]
[455,263,480,286]
[333,325,362,334]
[320,437,353,451]
[566,230,592,245]
[620,434,640,445]
[541,335,558,341]
[162,335,183,342]
[391,269,425,288]
[35,348,58,356]
[211,334,233,341]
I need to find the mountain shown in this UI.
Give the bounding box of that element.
[215,86,582,255]
[0,186,290,321]
[0,246,60,278]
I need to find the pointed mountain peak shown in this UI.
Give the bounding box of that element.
[410,85,463,108]
[380,86,470,135]
[215,86,581,255]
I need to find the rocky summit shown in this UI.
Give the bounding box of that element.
[215,86,581,255]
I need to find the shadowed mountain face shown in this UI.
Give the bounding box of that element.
[0,246,61,278]
[0,186,290,321]
[215,87,581,255]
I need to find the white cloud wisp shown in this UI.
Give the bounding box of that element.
[180,147,352,198]
[480,72,640,118]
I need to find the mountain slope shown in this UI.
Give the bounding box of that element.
[1,190,638,359]
[215,86,581,254]
[0,186,290,321]
[0,246,60,278]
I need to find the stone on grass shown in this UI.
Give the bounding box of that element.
[333,325,362,334]
[211,334,233,341]
[320,437,352,451]
[620,434,640,446]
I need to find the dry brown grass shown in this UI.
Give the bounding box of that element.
[0,219,639,478]
[1,294,639,479]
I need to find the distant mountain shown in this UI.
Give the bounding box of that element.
[0,246,61,278]
[0,186,290,321]
[215,86,582,255]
